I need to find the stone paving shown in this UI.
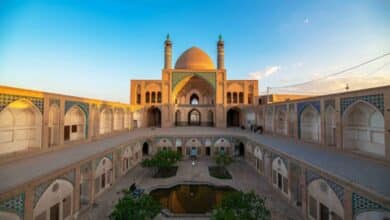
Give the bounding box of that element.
[0,127,389,201]
[78,158,303,220]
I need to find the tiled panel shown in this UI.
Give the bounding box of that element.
[0,93,44,113]
[325,99,335,109]
[340,94,384,115]
[0,193,25,219]
[352,193,390,217]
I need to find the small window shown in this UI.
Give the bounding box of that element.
[233,93,238,103]
[239,92,244,104]
[151,92,156,103]
[71,125,77,132]
[309,195,317,219]
[227,92,232,104]
[136,94,141,104]
[190,94,199,105]
[145,92,150,103]
[157,92,162,103]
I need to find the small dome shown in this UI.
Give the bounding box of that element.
[175,47,215,70]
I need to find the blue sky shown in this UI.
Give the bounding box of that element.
[0,0,389,102]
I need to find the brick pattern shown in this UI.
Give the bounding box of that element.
[0,93,44,112]
[340,94,384,115]
[306,169,344,205]
[352,193,390,217]
[0,193,25,219]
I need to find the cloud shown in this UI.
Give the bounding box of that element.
[248,66,281,80]
[304,18,309,24]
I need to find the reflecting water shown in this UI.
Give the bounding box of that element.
[150,184,236,214]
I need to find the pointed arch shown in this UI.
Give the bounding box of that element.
[342,100,385,156]
[64,105,86,141]
[272,157,289,196]
[227,107,241,127]
[0,99,42,154]
[325,106,336,146]
[300,104,321,143]
[34,179,74,220]
[188,108,201,125]
[100,108,113,134]
[95,157,113,195]
[308,179,344,220]
[275,108,287,136]
[113,108,124,131]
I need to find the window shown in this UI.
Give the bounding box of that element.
[190,94,199,105]
[282,177,288,194]
[227,92,232,104]
[157,92,162,103]
[151,92,156,103]
[258,98,262,105]
[248,93,253,104]
[233,92,238,103]
[71,125,77,132]
[309,195,317,219]
[136,94,141,104]
[239,92,244,104]
[145,92,150,103]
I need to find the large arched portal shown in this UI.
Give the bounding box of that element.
[227,108,241,127]
[174,75,215,105]
[147,107,161,127]
[188,109,201,126]
[300,105,321,143]
[342,101,384,156]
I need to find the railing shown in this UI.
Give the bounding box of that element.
[175,121,214,127]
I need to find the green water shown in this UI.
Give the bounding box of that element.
[149,184,236,214]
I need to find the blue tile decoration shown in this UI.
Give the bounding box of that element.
[352,193,390,217]
[325,99,335,109]
[61,170,75,185]
[0,93,44,113]
[297,101,320,138]
[306,169,344,205]
[340,94,384,115]
[34,181,51,207]
[65,100,89,137]
[0,193,25,219]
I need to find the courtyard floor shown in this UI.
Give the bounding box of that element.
[78,158,303,220]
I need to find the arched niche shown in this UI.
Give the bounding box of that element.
[94,157,113,195]
[147,107,161,127]
[99,108,113,135]
[300,105,321,143]
[226,107,241,127]
[275,108,287,136]
[122,146,132,173]
[64,105,86,141]
[307,179,344,220]
[325,106,336,146]
[342,101,385,156]
[0,99,42,154]
[113,108,124,131]
[254,146,264,172]
[48,104,60,146]
[272,157,289,196]
[33,179,74,220]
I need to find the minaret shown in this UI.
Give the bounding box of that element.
[164,34,172,69]
[217,34,224,69]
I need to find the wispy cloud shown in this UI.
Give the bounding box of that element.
[248,66,281,80]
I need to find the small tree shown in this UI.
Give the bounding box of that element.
[110,194,161,220]
[214,153,234,168]
[211,191,271,220]
[141,149,182,174]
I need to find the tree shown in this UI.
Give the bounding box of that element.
[211,191,271,220]
[110,194,161,220]
[214,153,234,168]
[141,149,182,174]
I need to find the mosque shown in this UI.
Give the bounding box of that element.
[0,36,389,220]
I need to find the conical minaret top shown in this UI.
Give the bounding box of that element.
[164,34,172,69]
[217,34,224,69]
